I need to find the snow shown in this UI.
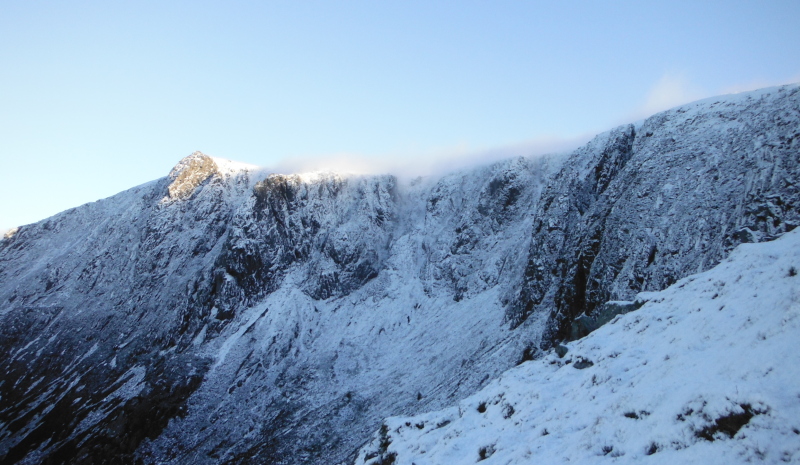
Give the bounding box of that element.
[358,228,800,464]
[209,156,260,176]
[1,84,798,464]
[211,303,269,369]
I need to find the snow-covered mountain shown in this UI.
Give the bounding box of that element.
[357,225,800,465]
[0,84,798,464]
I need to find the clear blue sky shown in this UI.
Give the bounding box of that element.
[2,1,799,232]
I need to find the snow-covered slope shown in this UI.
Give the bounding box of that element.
[134,154,564,465]
[0,85,798,464]
[358,228,800,464]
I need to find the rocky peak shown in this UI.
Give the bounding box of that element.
[2,227,18,240]
[167,151,220,200]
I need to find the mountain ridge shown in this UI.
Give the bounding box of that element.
[0,84,798,464]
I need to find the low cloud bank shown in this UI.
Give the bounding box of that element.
[266,76,800,181]
[622,73,800,124]
[266,134,591,180]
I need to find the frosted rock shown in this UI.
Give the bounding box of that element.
[167,151,220,200]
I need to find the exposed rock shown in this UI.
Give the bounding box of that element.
[2,227,18,240]
[571,356,594,369]
[554,344,569,358]
[569,300,643,341]
[510,85,800,346]
[167,152,220,200]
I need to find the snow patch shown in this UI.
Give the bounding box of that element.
[209,156,259,175]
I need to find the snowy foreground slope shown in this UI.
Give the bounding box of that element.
[0,84,798,464]
[358,229,800,465]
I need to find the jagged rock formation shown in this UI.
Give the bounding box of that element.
[0,84,798,464]
[167,152,221,200]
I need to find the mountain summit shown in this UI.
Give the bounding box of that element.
[167,152,221,200]
[1,84,798,464]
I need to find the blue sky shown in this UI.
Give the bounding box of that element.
[2,1,799,232]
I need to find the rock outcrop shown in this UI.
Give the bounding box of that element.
[167,151,220,200]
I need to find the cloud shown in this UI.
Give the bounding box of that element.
[624,73,800,125]
[266,134,589,180]
[632,74,706,120]
[411,135,591,179]
[264,73,800,180]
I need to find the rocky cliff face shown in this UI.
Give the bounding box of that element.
[0,84,798,464]
[510,86,800,343]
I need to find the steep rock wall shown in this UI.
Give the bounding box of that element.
[510,85,800,343]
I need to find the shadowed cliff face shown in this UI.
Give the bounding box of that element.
[226,172,397,301]
[509,85,800,344]
[0,85,798,465]
[0,168,237,464]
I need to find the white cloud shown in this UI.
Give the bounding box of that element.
[635,74,706,119]
[623,73,800,125]
[253,73,800,180]
[412,135,591,179]
[240,73,800,182]
[267,135,589,180]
